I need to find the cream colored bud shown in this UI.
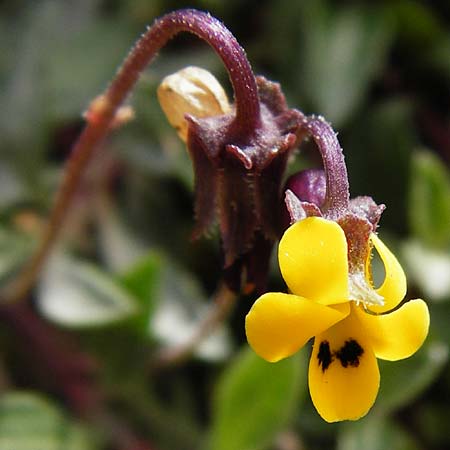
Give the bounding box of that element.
[157,66,231,142]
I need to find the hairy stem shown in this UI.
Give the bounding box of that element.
[6,9,260,303]
[302,116,350,215]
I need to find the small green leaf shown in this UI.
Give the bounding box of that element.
[37,254,138,328]
[376,340,448,414]
[0,391,94,450]
[297,1,393,126]
[119,251,161,334]
[0,226,35,287]
[338,413,419,450]
[402,239,450,301]
[152,264,232,361]
[409,151,450,248]
[209,347,306,450]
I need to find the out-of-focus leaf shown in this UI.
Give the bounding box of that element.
[37,254,138,327]
[426,37,450,81]
[391,0,444,49]
[402,239,450,301]
[344,99,415,232]
[0,226,34,287]
[209,347,306,450]
[375,340,448,414]
[119,251,161,335]
[151,264,231,361]
[297,0,393,126]
[0,391,94,450]
[0,164,26,209]
[409,151,450,248]
[337,413,419,450]
[415,402,450,450]
[429,303,450,346]
[95,195,147,273]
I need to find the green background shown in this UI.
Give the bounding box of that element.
[0,1,449,449]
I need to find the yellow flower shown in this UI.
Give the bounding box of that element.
[245,216,429,422]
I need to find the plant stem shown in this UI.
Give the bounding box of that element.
[302,116,350,215]
[6,9,260,303]
[151,281,237,370]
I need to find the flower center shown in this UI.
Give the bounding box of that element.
[348,271,384,307]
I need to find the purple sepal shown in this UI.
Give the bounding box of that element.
[186,77,304,290]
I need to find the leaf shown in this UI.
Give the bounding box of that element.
[402,239,450,301]
[37,254,138,328]
[409,151,450,248]
[375,340,448,414]
[0,391,94,450]
[297,1,393,126]
[344,99,415,232]
[119,251,162,334]
[0,226,35,287]
[209,347,306,450]
[337,413,419,450]
[151,264,231,361]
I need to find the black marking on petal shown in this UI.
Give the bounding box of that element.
[317,340,333,372]
[336,339,364,368]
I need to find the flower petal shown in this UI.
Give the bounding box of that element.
[245,293,349,363]
[279,217,349,305]
[355,299,430,361]
[308,309,380,422]
[368,233,406,313]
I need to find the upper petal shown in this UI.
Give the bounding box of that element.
[245,292,349,363]
[279,217,349,305]
[355,299,430,361]
[368,233,407,313]
[308,308,380,422]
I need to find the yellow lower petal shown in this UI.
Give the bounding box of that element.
[355,299,430,361]
[278,217,349,305]
[308,309,380,422]
[245,293,349,363]
[368,233,407,313]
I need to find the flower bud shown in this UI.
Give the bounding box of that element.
[157,66,230,141]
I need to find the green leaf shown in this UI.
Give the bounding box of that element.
[375,340,448,414]
[297,1,393,126]
[345,99,415,232]
[402,239,450,301]
[119,251,162,334]
[409,151,450,248]
[152,264,232,361]
[37,254,138,328]
[0,226,35,287]
[209,347,306,450]
[0,391,94,450]
[337,413,419,450]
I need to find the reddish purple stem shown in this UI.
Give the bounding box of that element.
[7,9,260,302]
[302,116,350,215]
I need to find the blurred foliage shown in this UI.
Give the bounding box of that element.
[0,0,449,449]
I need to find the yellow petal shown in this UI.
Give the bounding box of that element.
[355,299,430,361]
[308,308,380,422]
[245,293,349,363]
[278,217,349,305]
[368,233,407,313]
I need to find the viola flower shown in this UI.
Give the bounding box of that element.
[245,116,430,422]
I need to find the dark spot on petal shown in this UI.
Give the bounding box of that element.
[317,340,333,372]
[336,339,364,368]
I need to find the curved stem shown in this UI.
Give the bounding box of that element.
[303,116,350,215]
[5,9,260,303]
